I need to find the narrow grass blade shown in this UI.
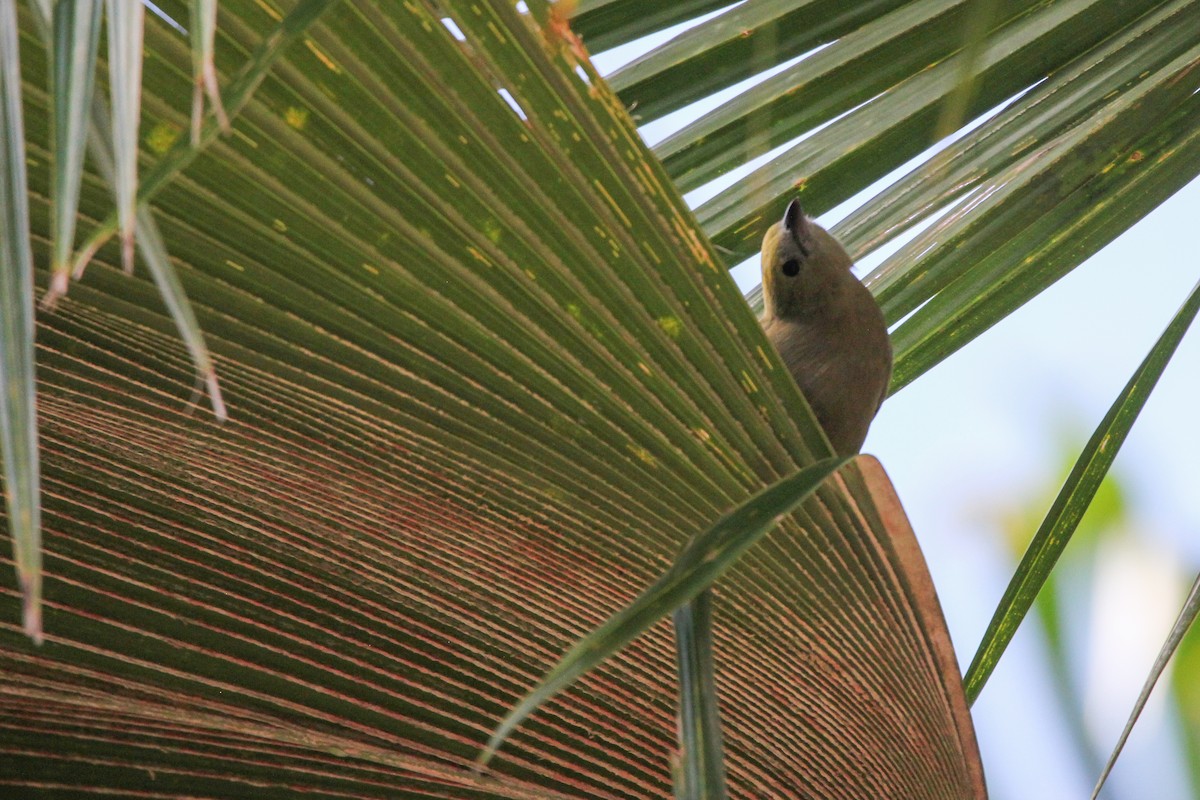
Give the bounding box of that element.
[965,277,1200,702]
[104,0,145,273]
[189,0,230,146]
[48,0,102,293]
[0,0,42,643]
[134,206,226,421]
[673,590,728,800]
[1091,574,1200,799]
[479,456,849,766]
[1169,601,1200,794]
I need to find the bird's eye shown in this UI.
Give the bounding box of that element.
[781,258,800,277]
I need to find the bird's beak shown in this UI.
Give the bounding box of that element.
[782,198,803,232]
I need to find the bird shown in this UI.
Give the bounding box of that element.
[760,199,893,457]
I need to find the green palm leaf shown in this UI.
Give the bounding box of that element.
[4,1,976,795]
[3,0,1200,795]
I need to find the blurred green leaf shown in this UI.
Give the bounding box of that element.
[986,433,1132,781]
[965,276,1200,702]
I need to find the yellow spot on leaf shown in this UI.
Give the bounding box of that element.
[284,106,309,130]
[656,316,682,339]
[272,219,288,233]
[741,371,758,394]
[482,218,503,243]
[362,263,380,276]
[224,259,245,272]
[145,122,181,154]
[627,444,657,467]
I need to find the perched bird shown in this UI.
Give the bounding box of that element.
[760,199,893,456]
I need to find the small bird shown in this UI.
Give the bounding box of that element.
[760,199,893,457]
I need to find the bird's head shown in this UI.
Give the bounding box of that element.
[761,199,854,319]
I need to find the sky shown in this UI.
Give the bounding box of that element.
[865,179,1200,800]
[593,9,1200,800]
